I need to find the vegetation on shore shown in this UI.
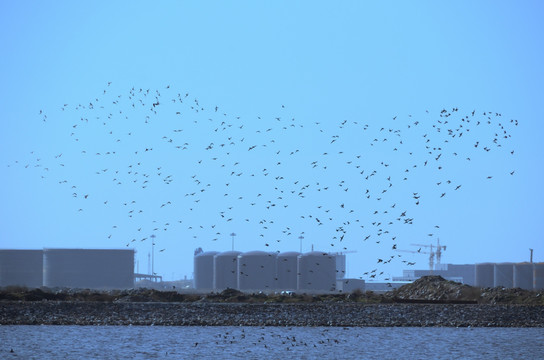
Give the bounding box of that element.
[1,276,542,305]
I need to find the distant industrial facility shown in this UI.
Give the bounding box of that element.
[393,262,544,290]
[193,248,352,293]
[0,249,135,290]
[0,250,43,288]
[2,246,543,293]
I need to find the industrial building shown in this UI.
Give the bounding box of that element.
[43,249,134,289]
[337,278,365,293]
[193,249,347,293]
[0,250,43,288]
[393,264,476,285]
[0,248,135,290]
[393,262,544,290]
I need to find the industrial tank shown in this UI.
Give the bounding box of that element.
[237,251,276,291]
[297,251,336,292]
[493,263,514,288]
[276,251,300,290]
[193,251,219,290]
[213,251,241,290]
[534,262,544,290]
[43,249,134,289]
[475,263,494,288]
[0,250,43,288]
[513,263,533,290]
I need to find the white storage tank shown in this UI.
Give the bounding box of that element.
[276,251,300,290]
[237,251,276,291]
[475,263,494,288]
[43,249,134,289]
[213,251,241,290]
[513,263,533,290]
[194,251,219,290]
[493,263,514,288]
[534,262,544,290]
[297,251,336,292]
[0,250,43,288]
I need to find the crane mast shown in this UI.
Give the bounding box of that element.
[397,238,447,272]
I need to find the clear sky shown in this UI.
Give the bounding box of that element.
[1,1,543,281]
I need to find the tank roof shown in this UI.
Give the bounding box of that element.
[277,251,301,256]
[299,251,332,257]
[238,250,276,256]
[0,249,43,252]
[43,248,133,251]
[195,251,220,257]
[215,251,242,256]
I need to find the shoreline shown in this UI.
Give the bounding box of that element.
[2,302,543,327]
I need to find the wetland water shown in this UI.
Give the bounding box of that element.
[2,326,543,359]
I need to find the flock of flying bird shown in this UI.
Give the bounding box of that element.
[10,83,518,278]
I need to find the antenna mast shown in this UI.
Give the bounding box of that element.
[150,234,156,279]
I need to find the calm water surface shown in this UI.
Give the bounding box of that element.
[1,326,543,359]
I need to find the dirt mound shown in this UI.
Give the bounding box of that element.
[479,286,543,305]
[387,276,480,302]
[387,276,544,304]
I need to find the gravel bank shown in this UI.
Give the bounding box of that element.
[1,302,543,327]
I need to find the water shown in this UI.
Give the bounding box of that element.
[1,326,543,359]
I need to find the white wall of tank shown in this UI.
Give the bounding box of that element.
[193,251,218,289]
[534,263,544,290]
[213,251,241,290]
[276,252,300,290]
[297,251,337,292]
[513,263,534,290]
[493,263,514,288]
[237,251,276,291]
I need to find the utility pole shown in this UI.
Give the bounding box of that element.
[298,235,304,253]
[150,234,156,280]
[530,248,534,263]
[230,233,236,251]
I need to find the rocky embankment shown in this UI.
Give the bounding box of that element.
[1,301,543,327]
[1,276,543,327]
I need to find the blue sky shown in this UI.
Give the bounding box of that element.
[1,1,543,281]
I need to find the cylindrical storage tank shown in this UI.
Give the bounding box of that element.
[475,263,494,288]
[297,251,336,292]
[276,252,300,290]
[493,263,514,288]
[0,250,43,288]
[194,251,219,290]
[513,263,534,290]
[534,263,544,290]
[237,251,277,291]
[213,251,241,290]
[43,249,134,289]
